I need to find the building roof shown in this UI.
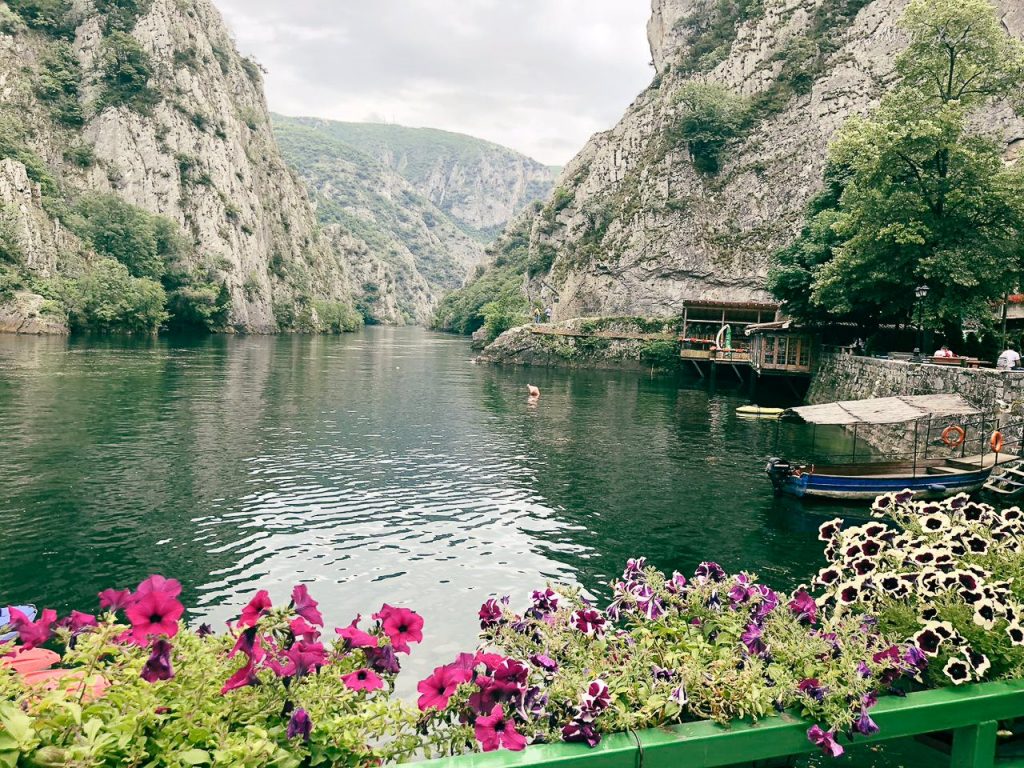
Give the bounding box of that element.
[782,395,979,425]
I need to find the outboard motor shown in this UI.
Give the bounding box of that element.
[765,458,793,495]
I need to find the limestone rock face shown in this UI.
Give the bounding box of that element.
[0,291,68,334]
[517,0,1024,322]
[0,0,361,333]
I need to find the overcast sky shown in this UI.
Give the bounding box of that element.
[214,1,654,165]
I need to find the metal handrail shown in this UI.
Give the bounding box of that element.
[422,679,1024,768]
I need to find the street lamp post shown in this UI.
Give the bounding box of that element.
[914,284,930,360]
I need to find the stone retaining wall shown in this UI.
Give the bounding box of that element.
[807,355,1024,458]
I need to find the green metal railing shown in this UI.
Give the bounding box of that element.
[424,679,1024,768]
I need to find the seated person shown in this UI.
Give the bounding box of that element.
[998,343,1021,370]
[933,345,955,358]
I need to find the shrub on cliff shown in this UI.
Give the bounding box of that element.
[61,258,168,334]
[97,31,159,114]
[481,293,530,343]
[668,83,748,174]
[5,0,75,38]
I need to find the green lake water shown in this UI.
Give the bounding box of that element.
[0,326,862,676]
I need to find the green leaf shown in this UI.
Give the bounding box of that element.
[180,748,212,765]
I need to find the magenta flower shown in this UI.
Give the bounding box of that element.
[797,678,827,702]
[289,616,320,642]
[694,562,726,583]
[229,627,264,662]
[562,719,601,747]
[417,664,472,711]
[342,667,385,692]
[493,658,529,691]
[286,640,327,678]
[529,588,559,616]
[571,609,606,638]
[59,611,97,634]
[7,607,56,650]
[807,725,844,757]
[290,584,324,626]
[474,704,527,752]
[98,589,133,612]
[373,604,423,654]
[239,590,272,628]
[141,638,174,683]
[788,590,817,625]
[336,615,379,649]
[125,590,183,643]
[479,598,503,629]
[221,659,260,694]
[136,575,182,598]
[287,708,312,741]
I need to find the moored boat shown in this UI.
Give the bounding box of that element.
[765,395,1019,501]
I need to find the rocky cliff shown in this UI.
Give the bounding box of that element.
[0,0,362,333]
[455,0,1024,325]
[282,120,556,242]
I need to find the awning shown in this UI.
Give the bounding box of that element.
[782,395,979,425]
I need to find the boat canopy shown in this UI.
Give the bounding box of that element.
[781,395,979,425]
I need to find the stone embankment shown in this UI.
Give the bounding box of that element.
[807,355,1024,457]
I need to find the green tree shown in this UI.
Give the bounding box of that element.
[481,293,530,342]
[5,0,75,38]
[35,42,83,127]
[0,205,23,264]
[668,83,748,174]
[97,31,158,114]
[94,0,152,33]
[63,258,168,333]
[74,194,165,279]
[768,0,1024,331]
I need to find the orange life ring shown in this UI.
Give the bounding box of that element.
[941,425,966,448]
[991,431,1005,453]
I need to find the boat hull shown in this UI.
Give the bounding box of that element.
[775,470,991,500]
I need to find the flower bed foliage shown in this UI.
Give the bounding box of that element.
[2,493,1023,766]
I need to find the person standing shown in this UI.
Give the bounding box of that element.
[998,342,1021,370]
[544,306,553,323]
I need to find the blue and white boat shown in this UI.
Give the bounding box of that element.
[765,395,1015,501]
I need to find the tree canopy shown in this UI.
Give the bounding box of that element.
[768,0,1024,332]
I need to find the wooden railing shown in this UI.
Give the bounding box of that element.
[422,679,1024,768]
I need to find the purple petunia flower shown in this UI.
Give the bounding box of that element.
[530,653,559,673]
[572,609,607,637]
[788,590,817,625]
[196,623,214,638]
[517,686,548,720]
[797,678,827,702]
[141,638,174,683]
[855,708,879,736]
[578,679,611,720]
[808,725,844,757]
[665,571,688,594]
[623,558,647,580]
[695,562,726,583]
[741,623,767,657]
[478,599,504,629]
[530,588,559,616]
[287,708,312,741]
[562,719,601,747]
[365,643,401,675]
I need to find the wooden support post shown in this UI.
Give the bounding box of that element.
[950,720,997,768]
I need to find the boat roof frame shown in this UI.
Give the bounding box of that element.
[781,394,980,426]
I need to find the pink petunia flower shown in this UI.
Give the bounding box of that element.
[7,607,57,650]
[474,704,526,752]
[98,589,133,612]
[239,590,272,628]
[417,664,472,711]
[291,585,324,626]
[373,604,423,654]
[125,590,183,643]
[342,667,385,692]
[221,659,260,694]
[335,616,379,650]
[289,616,320,642]
[136,575,182,599]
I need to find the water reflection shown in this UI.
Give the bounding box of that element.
[0,328,864,679]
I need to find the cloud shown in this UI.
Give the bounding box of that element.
[213,0,654,165]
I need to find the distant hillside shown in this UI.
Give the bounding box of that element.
[274,118,556,242]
